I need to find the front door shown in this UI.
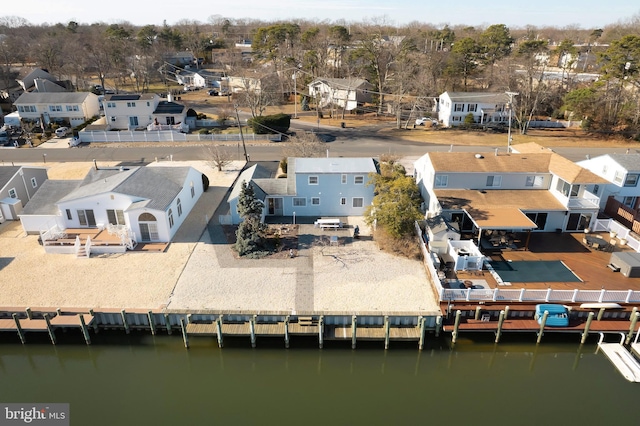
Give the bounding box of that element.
[268,198,283,215]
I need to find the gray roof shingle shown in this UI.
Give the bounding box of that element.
[14,92,94,104]
[0,166,21,190]
[608,154,640,172]
[21,180,82,215]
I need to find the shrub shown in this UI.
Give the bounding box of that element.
[198,128,210,134]
[279,158,288,173]
[248,113,291,134]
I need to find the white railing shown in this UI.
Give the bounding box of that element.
[441,287,640,303]
[594,218,640,253]
[84,236,92,258]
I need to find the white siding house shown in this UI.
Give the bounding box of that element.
[228,158,378,224]
[20,165,205,243]
[14,92,100,127]
[414,143,608,234]
[436,92,509,127]
[308,78,373,111]
[577,153,640,210]
[103,94,159,130]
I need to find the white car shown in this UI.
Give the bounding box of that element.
[55,127,70,138]
[415,117,437,126]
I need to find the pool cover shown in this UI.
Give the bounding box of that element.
[488,260,582,283]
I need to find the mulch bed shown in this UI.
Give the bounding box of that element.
[221,224,299,259]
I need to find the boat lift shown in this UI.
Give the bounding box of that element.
[597,332,640,383]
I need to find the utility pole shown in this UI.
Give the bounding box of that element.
[505,91,519,153]
[234,104,248,162]
[293,71,298,119]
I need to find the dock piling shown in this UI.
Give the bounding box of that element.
[384,316,390,350]
[180,317,189,349]
[581,312,595,344]
[43,313,56,345]
[12,314,25,344]
[597,307,606,321]
[418,317,426,350]
[351,315,357,349]
[626,311,639,345]
[536,310,549,344]
[503,306,510,321]
[164,313,172,334]
[89,309,98,332]
[284,316,290,349]
[435,315,442,337]
[250,316,256,348]
[318,315,324,349]
[495,310,505,343]
[120,310,130,334]
[474,306,481,320]
[79,314,91,345]
[148,311,156,335]
[25,307,33,320]
[452,310,461,345]
[215,316,224,348]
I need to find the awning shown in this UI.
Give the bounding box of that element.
[464,207,538,230]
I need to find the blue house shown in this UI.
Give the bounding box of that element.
[227,157,378,224]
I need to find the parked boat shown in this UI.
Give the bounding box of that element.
[535,304,569,327]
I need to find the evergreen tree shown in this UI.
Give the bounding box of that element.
[234,181,267,256]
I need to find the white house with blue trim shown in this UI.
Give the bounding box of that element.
[228,157,378,224]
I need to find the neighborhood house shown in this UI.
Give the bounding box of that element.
[227,157,378,224]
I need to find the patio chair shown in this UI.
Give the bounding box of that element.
[606,240,617,252]
[582,237,590,247]
[592,243,601,250]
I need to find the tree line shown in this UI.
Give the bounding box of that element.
[1,13,640,137]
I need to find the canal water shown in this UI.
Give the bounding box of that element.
[0,332,636,425]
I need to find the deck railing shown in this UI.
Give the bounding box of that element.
[441,287,640,303]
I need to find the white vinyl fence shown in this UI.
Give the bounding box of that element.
[79,130,281,143]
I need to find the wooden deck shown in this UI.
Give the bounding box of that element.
[455,231,640,291]
[46,228,123,245]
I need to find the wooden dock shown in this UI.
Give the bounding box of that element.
[330,327,421,340]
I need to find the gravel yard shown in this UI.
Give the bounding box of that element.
[0,160,440,315]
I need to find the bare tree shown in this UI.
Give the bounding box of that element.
[208,146,233,171]
[283,132,326,158]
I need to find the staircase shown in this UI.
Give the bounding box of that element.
[74,236,90,258]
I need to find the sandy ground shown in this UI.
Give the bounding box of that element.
[0,161,440,315]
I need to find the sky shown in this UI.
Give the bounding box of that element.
[3,0,638,29]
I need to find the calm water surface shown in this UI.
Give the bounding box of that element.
[0,332,635,425]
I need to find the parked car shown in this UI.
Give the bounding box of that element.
[55,127,70,138]
[416,117,438,127]
[69,137,81,147]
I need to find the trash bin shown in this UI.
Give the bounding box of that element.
[341,122,345,128]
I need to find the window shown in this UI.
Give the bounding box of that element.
[452,116,462,122]
[468,104,477,112]
[166,117,175,125]
[168,208,174,228]
[486,175,502,187]
[340,197,346,205]
[191,186,195,198]
[593,184,599,195]
[19,105,36,113]
[435,175,448,188]
[49,105,62,112]
[308,176,318,185]
[454,103,464,112]
[311,197,320,205]
[525,176,543,187]
[107,102,116,108]
[146,102,150,107]
[8,188,17,198]
[30,177,38,188]
[352,198,364,208]
[613,170,624,184]
[177,198,182,216]
[341,174,347,184]
[129,116,139,126]
[127,102,136,107]
[570,184,580,197]
[66,209,72,220]
[624,174,639,187]
[66,105,79,112]
[293,198,306,207]
[106,209,125,225]
[354,175,364,184]
[623,196,637,208]
[556,179,571,197]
